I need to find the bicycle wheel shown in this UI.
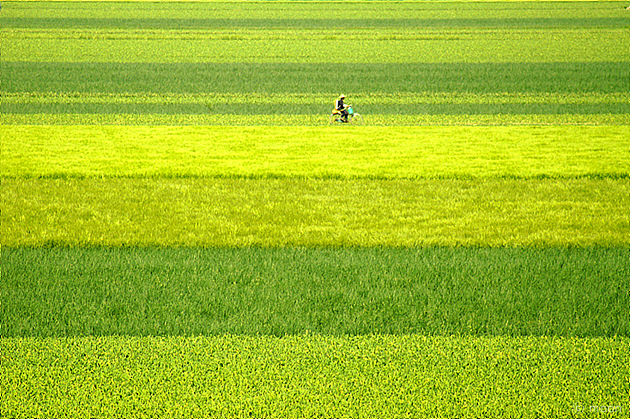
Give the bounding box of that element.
[329,113,343,124]
[350,113,364,125]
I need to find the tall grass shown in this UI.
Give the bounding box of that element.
[4,62,628,96]
[3,178,629,247]
[3,125,629,178]
[3,247,629,337]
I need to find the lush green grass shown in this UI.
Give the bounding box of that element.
[2,335,628,418]
[3,178,629,247]
[3,125,629,178]
[2,247,629,337]
[4,62,628,96]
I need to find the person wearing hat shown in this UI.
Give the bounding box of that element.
[334,94,349,123]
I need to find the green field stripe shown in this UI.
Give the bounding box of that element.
[4,28,626,45]
[4,62,627,95]
[2,178,629,247]
[3,103,626,116]
[5,104,627,116]
[2,335,628,417]
[2,125,628,179]
[3,113,629,127]
[4,30,626,63]
[5,17,628,30]
[2,1,623,22]
[4,1,625,17]
[4,92,628,105]
[3,91,628,116]
[3,91,627,122]
[2,247,628,337]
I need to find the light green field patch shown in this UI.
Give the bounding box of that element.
[4,28,625,43]
[5,113,630,127]
[2,335,628,418]
[4,29,627,63]
[2,125,629,179]
[3,178,629,247]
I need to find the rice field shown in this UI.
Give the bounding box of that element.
[3,177,630,247]
[3,125,630,178]
[1,0,629,417]
[3,335,628,417]
[3,246,629,337]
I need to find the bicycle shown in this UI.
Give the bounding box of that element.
[329,105,364,125]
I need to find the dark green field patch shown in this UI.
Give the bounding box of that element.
[3,62,627,94]
[2,247,628,338]
[3,100,628,116]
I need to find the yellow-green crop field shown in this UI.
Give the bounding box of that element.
[1,1,629,417]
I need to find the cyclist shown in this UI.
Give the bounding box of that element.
[334,94,349,123]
